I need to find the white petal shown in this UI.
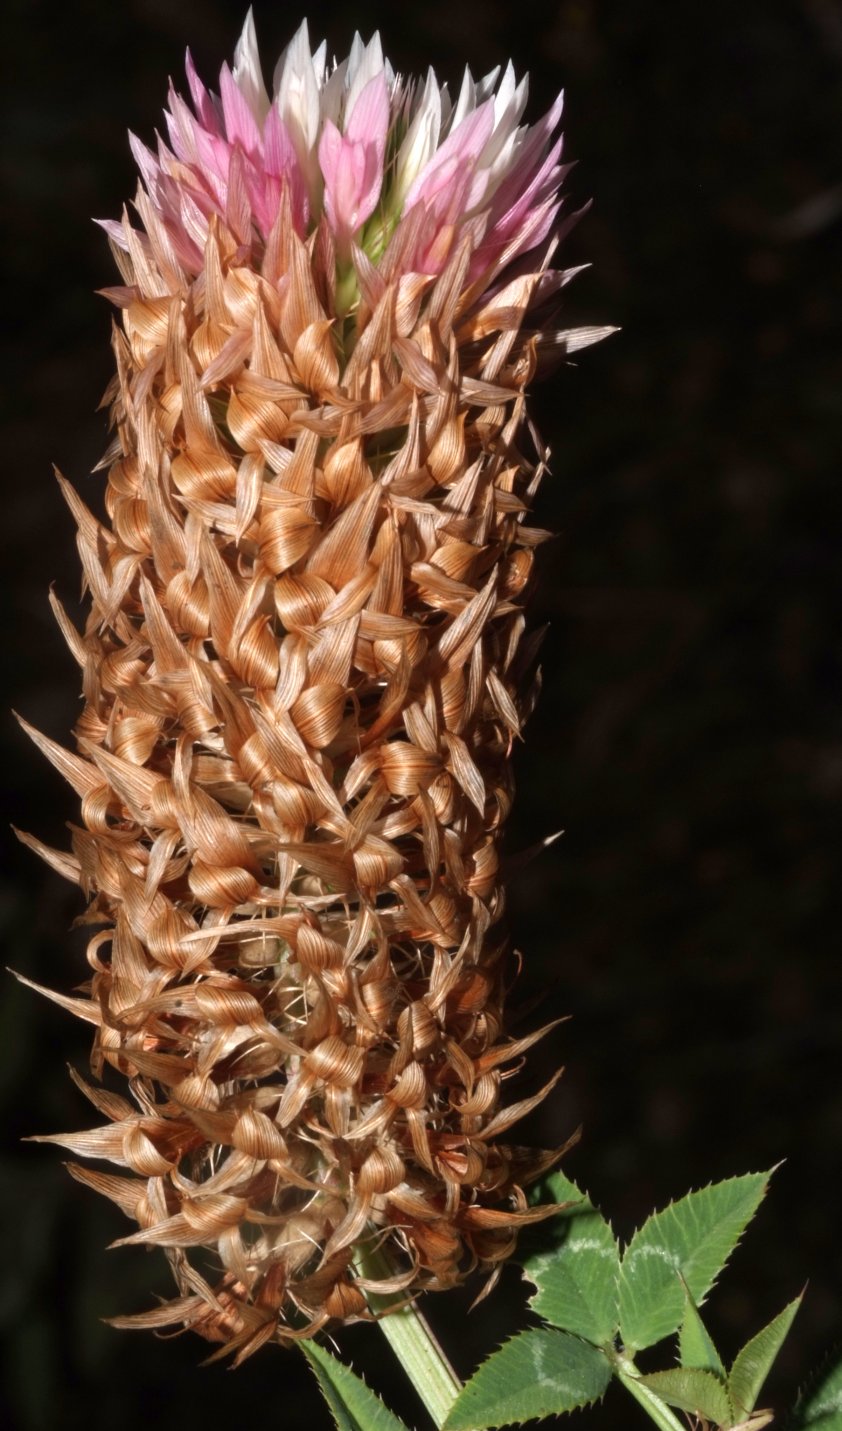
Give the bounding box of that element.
[312,39,328,87]
[493,61,517,126]
[513,72,530,123]
[320,58,349,129]
[394,68,442,201]
[475,64,501,104]
[482,69,529,171]
[439,80,454,134]
[232,7,270,122]
[346,32,366,87]
[473,65,531,208]
[346,32,386,121]
[274,19,323,189]
[449,67,476,133]
[275,21,319,143]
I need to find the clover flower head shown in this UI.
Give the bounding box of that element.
[104,9,568,296]
[19,9,611,1364]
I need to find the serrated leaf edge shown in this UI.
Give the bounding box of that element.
[618,1172,772,1351]
[621,1172,773,1261]
[639,1367,734,1425]
[678,1279,726,1378]
[302,1341,410,1431]
[442,1329,611,1431]
[727,1292,803,1419]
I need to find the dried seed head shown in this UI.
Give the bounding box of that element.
[18,14,612,1361]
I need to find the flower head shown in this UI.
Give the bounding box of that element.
[20,9,613,1365]
[103,8,570,302]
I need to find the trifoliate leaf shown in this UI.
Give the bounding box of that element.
[618,1172,770,1351]
[442,1329,611,1430]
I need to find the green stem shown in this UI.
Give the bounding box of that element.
[355,1245,462,1429]
[614,1360,689,1431]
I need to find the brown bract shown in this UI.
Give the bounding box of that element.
[18,194,600,1362]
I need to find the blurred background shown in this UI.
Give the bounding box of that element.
[2,1,841,1426]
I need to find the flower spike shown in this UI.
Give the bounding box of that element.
[22,11,613,1363]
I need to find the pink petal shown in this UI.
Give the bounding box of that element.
[128,133,162,193]
[219,63,262,157]
[264,106,307,230]
[318,119,345,223]
[327,136,368,234]
[165,84,201,163]
[470,196,562,284]
[184,49,221,131]
[96,217,130,250]
[319,78,388,243]
[489,138,565,239]
[404,100,495,212]
[263,105,295,177]
[191,125,233,196]
[345,70,389,150]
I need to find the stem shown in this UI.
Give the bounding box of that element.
[355,1245,462,1429]
[614,1360,689,1431]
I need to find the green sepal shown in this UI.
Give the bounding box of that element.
[442,1329,612,1430]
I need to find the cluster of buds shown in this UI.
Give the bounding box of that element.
[19,11,610,1362]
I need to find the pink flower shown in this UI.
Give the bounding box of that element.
[103,10,574,308]
[318,71,390,246]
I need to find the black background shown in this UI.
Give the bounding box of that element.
[1,1,841,1427]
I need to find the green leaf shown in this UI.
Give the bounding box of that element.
[522,1170,620,1346]
[728,1295,802,1420]
[790,1349,842,1429]
[442,1329,611,1430]
[302,1342,410,1431]
[618,1172,770,1351]
[679,1287,726,1377]
[528,1167,590,1210]
[639,1369,733,1427]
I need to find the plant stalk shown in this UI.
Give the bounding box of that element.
[356,1244,462,1429]
[614,1360,689,1431]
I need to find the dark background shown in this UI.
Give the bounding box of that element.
[1,1,840,1427]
